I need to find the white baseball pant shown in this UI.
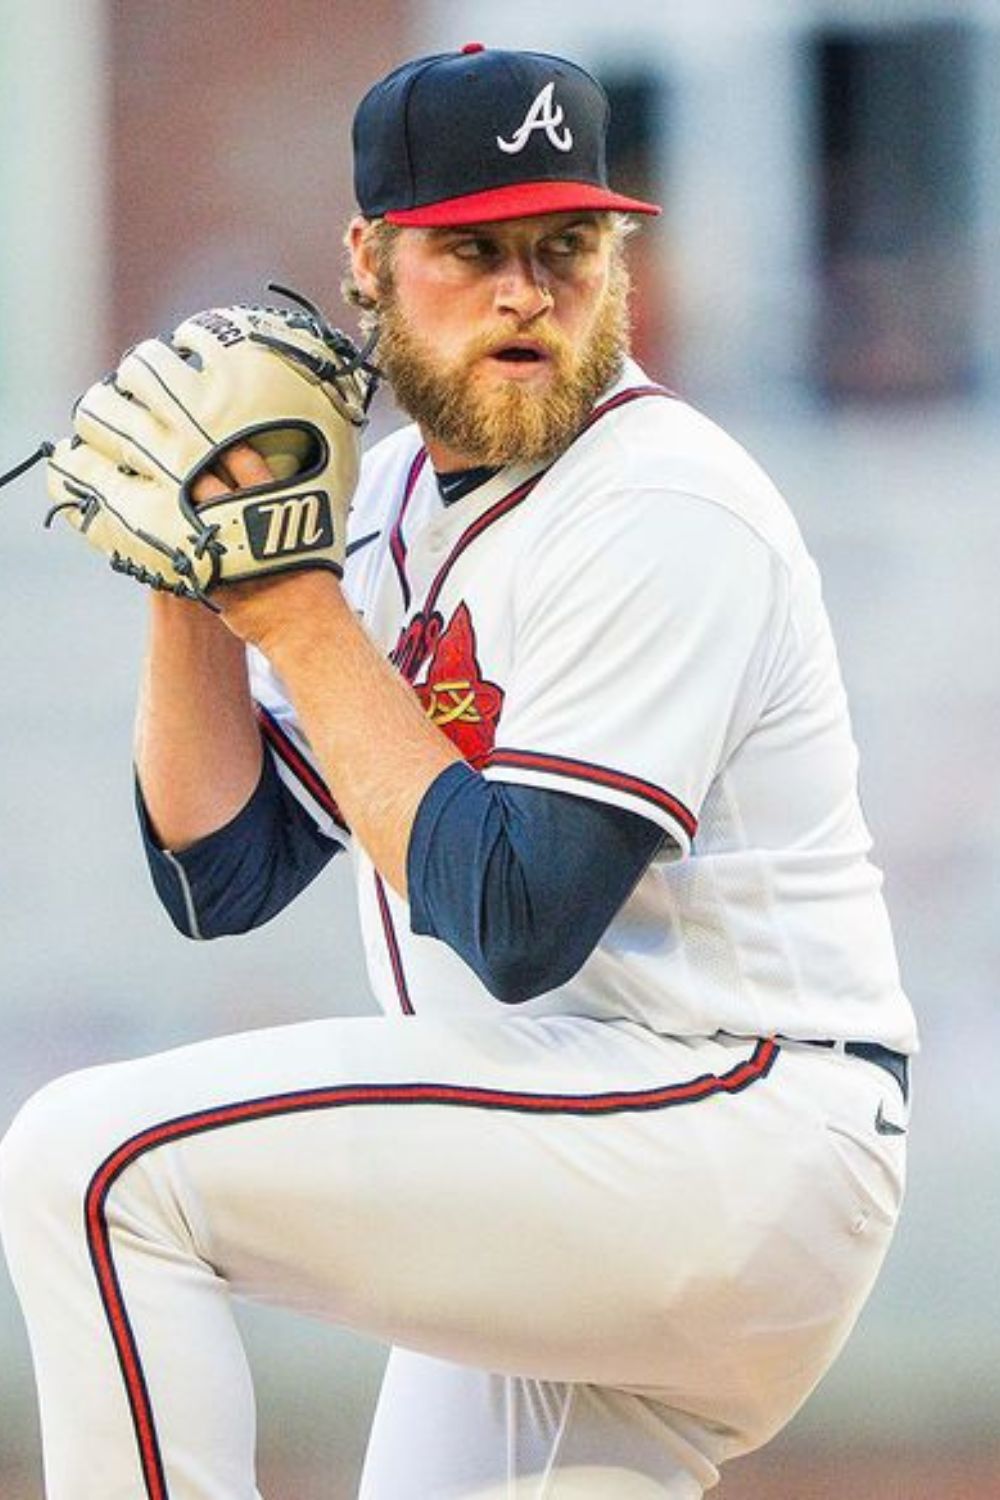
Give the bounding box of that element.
[0,1019,906,1498]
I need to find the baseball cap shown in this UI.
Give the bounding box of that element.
[352,42,661,226]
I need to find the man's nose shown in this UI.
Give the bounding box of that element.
[495,256,554,320]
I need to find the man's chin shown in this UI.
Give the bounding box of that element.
[453,390,574,464]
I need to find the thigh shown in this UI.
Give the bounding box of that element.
[83,1019,771,1372]
[359,1348,713,1499]
[47,1018,900,1447]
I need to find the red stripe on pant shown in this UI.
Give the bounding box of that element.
[84,1037,779,1500]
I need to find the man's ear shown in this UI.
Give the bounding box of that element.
[347,216,382,304]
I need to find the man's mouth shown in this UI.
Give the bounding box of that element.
[488,342,550,366]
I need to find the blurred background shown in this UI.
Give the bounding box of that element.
[1,1,999,1495]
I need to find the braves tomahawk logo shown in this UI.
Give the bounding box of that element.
[392,603,504,769]
[497,82,573,154]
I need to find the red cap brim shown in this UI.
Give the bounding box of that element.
[384,179,661,227]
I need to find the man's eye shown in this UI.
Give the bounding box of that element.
[453,238,496,260]
[547,237,578,254]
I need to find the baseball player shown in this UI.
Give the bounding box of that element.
[0,43,916,1500]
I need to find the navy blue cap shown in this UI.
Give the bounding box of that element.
[352,43,661,226]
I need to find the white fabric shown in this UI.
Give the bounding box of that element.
[0,1026,907,1499]
[251,360,916,1050]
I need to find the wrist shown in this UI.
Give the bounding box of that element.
[215,568,347,655]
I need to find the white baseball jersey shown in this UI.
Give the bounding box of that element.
[252,358,915,1052]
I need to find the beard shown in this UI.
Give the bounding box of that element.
[373,258,632,468]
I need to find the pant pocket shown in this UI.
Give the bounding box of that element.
[824,1118,906,1231]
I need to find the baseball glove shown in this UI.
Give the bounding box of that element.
[5,288,378,609]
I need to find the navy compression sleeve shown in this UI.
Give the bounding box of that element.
[136,750,341,938]
[407,761,664,1003]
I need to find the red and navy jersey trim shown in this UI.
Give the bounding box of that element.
[424,471,544,615]
[390,384,675,614]
[389,448,429,610]
[255,704,348,836]
[578,383,675,429]
[484,748,698,840]
[83,1036,776,1500]
[421,386,676,615]
[374,871,415,1015]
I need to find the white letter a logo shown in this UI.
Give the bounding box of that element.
[496,83,573,155]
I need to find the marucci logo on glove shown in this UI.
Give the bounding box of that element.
[244,492,335,560]
[190,309,247,347]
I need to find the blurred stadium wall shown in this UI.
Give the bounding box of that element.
[1,2,999,1496]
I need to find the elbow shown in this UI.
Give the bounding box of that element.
[152,868,249,942]
[149,859,208,941]
[476,934,591,1006]
[163,907,206,941]
[482,969,546,1006]
[164,908,245,941]
[162,896,282,942]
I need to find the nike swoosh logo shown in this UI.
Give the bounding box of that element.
[346,529,381,559]
[875,1102,907,1136]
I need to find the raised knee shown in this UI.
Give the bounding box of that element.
[0,1068,108,1238]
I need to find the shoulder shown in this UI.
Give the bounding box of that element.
[349,419,425,532]
[360,416,423,475]
[559,361,806,565]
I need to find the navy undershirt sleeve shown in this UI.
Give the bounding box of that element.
[407,761,665,1003]
[136,749,341,938]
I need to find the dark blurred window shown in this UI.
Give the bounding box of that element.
[599,71,673,375]
[813,23,974,401]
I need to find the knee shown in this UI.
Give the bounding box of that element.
[0,1067,109,1244]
